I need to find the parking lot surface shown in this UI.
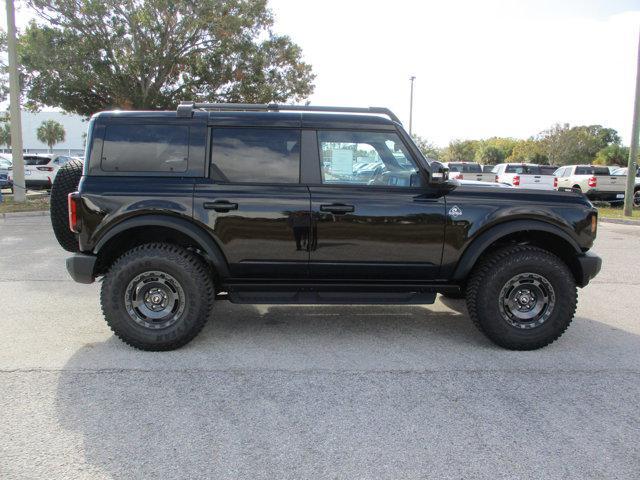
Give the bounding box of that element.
[0,215,639,479]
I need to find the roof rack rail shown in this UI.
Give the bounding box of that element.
[176,102,402,124]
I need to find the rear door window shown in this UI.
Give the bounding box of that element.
[101,124,189,173]
[210,128,300,183]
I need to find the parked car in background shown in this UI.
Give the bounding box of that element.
[612,166,640,206]
[7,154,77,190]
[612,166,639,178]
[443,162,496,183]
[492,163,556,190]
[0,156,12,189]
[554,165,630,203]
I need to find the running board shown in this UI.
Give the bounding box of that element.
[220,287,437,305]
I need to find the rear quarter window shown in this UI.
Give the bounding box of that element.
[101,124,189,173]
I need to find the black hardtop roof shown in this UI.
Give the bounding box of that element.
[94,109,399,130]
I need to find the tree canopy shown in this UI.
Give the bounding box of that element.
[411,135,440,160]
[19,0,316,116]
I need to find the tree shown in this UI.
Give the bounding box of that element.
[593,144,630,167]
[412,134,441,160]
[475,143,504,165]
[539,123,621,165]
[508,139,549,164]
[20,0,316,116]
[0,122,11,150]
[441,139,478,162]
[36,119,65,151]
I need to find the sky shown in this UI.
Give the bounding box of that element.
[2,0,640,146]
[269,0,640,146]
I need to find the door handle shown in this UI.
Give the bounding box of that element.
[203,200,238,212]
[320,204,355,214]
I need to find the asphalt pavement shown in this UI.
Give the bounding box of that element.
[0,215,638,479]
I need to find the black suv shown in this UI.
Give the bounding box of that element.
[50,103,602,351]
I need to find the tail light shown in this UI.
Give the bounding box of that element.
[68,192,80,233]
[553,177,558,188]
[495,175,499,182]
[588,176,597,188]
[512,175,520,186]
[451,172,463,180]
[37,166,54,171]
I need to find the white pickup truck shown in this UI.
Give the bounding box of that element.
[443,162,496,183]
[554,165,628,203]
[492,163,557,190]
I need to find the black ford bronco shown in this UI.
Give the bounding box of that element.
[50,103,602,351]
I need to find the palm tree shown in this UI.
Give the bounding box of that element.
[36,120,66,152]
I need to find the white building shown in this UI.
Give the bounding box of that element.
[1,111,88,156]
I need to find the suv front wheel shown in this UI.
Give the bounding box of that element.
[100,243,214,351]
[466,245,577,350]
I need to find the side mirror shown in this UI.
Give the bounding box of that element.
[429,161,449,186]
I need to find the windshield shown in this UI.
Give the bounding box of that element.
[447,163,482,173]
[575,166,611,176]
[505,164,541,174]
[23,156,52,166]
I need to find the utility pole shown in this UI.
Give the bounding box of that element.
[624,30,640,216]
[409,76,416,136]
[5,0,25,202]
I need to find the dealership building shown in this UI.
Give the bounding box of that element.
[1,111,87,156]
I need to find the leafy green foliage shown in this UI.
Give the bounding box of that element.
[36,119,65,150]
[508,139,549,164]
[441,139,478,162]
[0,121,11,148]
[411,134,441,160]
[20,0,315,115]
[593,144,630,166]
[539,123,621,166]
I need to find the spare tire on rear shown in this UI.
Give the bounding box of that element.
[50,159,83,252]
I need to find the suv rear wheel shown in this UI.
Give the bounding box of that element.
[466,245,577,350]
[100,243,213,351]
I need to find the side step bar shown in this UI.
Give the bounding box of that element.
[219,282,445,305]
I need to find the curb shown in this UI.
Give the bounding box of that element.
[600,217,640,226]
[0,210,49,219]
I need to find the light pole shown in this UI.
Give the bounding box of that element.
[5,0,25,202]
[624,30,640,217]
[409,76,416,136]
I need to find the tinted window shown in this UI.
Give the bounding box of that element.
[575,166,611,176]
[448,163,482,173]
[211,128,300,183]
[24,156,52,166]
[505,164,541,174]
[102,124,189,172]
[318,130,419,187]
[482,165,494,173]
[539,165,558,175]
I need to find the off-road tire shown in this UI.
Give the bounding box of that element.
[466,245,577,350]
[50,159,83,252]
[100,243,214,351]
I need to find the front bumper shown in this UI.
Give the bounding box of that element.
[66,253,97,284]
[575,251,602,287]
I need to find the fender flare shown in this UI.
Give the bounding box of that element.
[93,214,230,277]
[452,219,582,281]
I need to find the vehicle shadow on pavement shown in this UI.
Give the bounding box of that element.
[52,301,640,479]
